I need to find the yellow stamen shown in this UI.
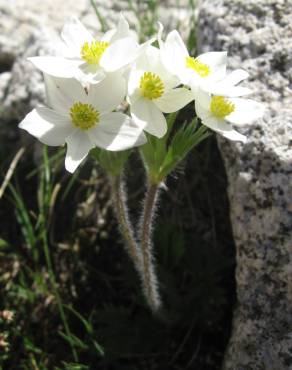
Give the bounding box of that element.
[210,96,235,118]
[70,102,100,130]
[185,56,210,77]
[80,41,109,65]
[140,72,164,100]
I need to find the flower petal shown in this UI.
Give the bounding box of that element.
[221,69,249,86]
[100,37,138,72]
[226,98,265,125]
[75,63,106,87]
[194,89,211,111]
[87,72,126,113]
[109,13,131,42]
[131,98,167,138]
[157,22,164,48]
[28,57,81,78]
[201,116,247,143]
[202,83,252,97]
[101,29,116,43]
[19,107,73,146]
[135,45,160,70]
[197,51,227,81]
[155,88,194,113]
[200,69,252,97]
[221,128,247,143]
[160,30,189,76]
[166,30,189,57]
[44,75,87,113]
[65,130,94,173]
[127,69,144,102]
[61,17,94,56]
[135,46,180,89]
[88,112,146,150]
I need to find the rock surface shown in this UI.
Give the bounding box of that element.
[197,1,292,369]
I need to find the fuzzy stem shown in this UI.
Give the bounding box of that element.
[110,174,143,272]
[140,182,161,312]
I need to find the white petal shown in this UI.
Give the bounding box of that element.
[161,30,188,75]
[221,69,249,86]
[44,75,87,113]
[131,98,167,138]
[109,13,130,42]
[100,37,138,72]
[194,89,211,111]
[19,107,73,146]
[197,51,227,81]
[157,22,164,48]
[47,72,125,115]
[87,72,126,113]
[135,45,160,70]
[28,57,81,78]
[134,45,180,90]
[201,116,247,143]
[201,82,252,97]
[221,128,247,143]
[155,88,194,113]
[101,29,116,43]
[127,69,144,101]
[88,112,146,150]
[200,69,252,97]
[195,100,211,121]
[137,37,156,56]
[165,30,189,57]
[226,98,265,125]
[61,17,94,56]
[65,130,94,173]
[75,63,106,87]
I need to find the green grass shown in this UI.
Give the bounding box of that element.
[0,2,235,369]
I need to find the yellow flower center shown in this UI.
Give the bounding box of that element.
[140,72,164,100]
[80,41,109,65]
[70,102,100,130]
[210,96,235,118]
[185,56,210,77]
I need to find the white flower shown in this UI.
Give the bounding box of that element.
[199,69,253,97]
[28,14,150,87]
[128,46,194,138]
[19,73,146,173]
[158,24,227,93]
[195,89,265,143]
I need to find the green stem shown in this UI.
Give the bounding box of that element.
[42,232,78,362]
[89,0,107,33]
[140,182,161,312]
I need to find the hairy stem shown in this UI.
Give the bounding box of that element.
[140,182,161,312]
[110,174,143,272]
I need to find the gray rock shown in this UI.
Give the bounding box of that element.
[197,0,292,369]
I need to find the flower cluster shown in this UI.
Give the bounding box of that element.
[18,13,265,313]
[19,14,264,173]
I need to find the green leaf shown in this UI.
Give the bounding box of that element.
[59,331,88,351]
[0,238,10,250]
[140,116,211,183]
[93,340,105,356]
[60,363,90,370]
[64,305,93,335]
[91,148,130,176]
